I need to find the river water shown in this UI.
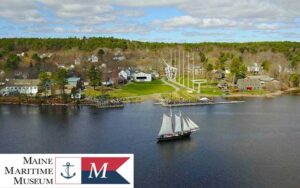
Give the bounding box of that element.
[1,96,300,188]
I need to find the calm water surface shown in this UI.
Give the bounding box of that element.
[1,96,300,188]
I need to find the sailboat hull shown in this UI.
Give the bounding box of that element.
[157,132,191,142]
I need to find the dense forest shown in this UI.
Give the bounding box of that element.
[0,37,300,87]
[0,37,299,54]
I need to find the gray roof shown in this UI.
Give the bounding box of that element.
[6,79,40,86]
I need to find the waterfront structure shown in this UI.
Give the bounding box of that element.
[3,79,39,96]
[247,75,274,85]
[132,72,152,82]
[237,78,262,91]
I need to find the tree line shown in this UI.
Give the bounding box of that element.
[0,37,299,54]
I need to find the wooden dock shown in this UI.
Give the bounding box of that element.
[160,100,245,107]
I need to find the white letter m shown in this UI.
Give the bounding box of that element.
[88,163,109,179]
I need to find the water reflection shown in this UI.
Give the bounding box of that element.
[158,137,198,164]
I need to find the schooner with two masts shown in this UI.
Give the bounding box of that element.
[157,109,199,142]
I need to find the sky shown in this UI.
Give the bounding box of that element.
[0,0,300,42]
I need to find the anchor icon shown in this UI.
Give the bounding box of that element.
[61,162,76,179]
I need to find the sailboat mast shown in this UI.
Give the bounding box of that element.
[180,111,183,132]
[170,104,174,131]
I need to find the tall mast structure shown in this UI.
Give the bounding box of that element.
[193,52,195,91]
[187,52,190,89]
[183,50,185,86]
[178,50,180,84]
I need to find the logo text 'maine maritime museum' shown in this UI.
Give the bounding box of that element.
[81,157,129,184]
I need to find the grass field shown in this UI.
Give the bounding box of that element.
[199,85,223,95]
[85,79,221,100]
[108,79,175,98]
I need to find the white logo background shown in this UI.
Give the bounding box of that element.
[55,157,81,184]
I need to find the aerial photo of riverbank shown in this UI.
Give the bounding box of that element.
[1,0,300,188]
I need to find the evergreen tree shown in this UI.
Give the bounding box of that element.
[87,65,102,89]
[4,54,20,72]
[230,57,246,84]
[39,72,50,97]
[51,69,68,95]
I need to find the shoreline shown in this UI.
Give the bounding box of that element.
[224,88,299,98]
[0,88,299,107]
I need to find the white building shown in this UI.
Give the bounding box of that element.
[16,52,25,57]
[71,89,82,99]
[247,63,263,74]
[113,51,126,61]
[118,70,129,80]
[3,79,39,96]
[83,81,89,86]
[113,55,126,61]
[132,72,152,82]
[88,55,98,63]
[74,57,81,65]
[102,79,114,86]
[56,63,66,69]
[67,77,81,87]
[278,65,293,74]
[151,71,160,79]
[39,53,53,59]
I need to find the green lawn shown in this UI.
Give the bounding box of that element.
[199,85,223,96]
[109,79,175,97]
[175,78,223,96]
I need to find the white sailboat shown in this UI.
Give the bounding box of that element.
[157,110,199,142]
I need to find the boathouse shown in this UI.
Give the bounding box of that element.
[237,78,261,91]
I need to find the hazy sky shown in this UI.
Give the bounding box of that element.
[0,0,299,42]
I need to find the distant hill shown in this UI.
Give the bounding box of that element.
[0,38,300,85]
[0,37,299,53]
